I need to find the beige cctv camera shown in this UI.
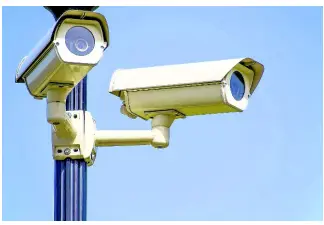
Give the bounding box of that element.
[109,58,264,120]
[16,10,109,100]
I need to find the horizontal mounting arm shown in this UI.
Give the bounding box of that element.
[50,109,176,166]
[95,130,154,147]
[95,114,175,149]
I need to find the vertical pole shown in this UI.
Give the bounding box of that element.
[54,79,88,221]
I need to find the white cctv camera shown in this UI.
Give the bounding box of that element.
[15,10,109,99]
[109,58,264,120]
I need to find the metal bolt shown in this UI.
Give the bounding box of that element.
[64,148,71,155]
[67,112,72,118]
[90,152,96,161]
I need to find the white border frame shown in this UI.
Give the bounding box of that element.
[1,3,323,224]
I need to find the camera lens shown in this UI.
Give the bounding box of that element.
[75,39,89,52]
[230,71,245,101]
[65,26,95,56]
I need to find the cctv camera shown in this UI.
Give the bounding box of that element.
[15,10,109,99]
[109,58,264,120]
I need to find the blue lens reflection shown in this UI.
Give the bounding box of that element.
[230,71,245,101]
[65,26,95,56]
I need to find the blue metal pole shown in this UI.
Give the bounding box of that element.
[54,79,88,221]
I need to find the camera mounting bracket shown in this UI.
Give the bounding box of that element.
[48,88,177,166]
[52,110,97,166]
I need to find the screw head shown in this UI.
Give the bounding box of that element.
[91,152,96,161]
[64,148,71,155]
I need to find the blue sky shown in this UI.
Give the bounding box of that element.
[2,6,323,221]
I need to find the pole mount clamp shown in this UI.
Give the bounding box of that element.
[52,110,97,166]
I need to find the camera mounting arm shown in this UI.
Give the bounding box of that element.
[49,103,176,166]
[47,88,76,139]
[95,114,175,148]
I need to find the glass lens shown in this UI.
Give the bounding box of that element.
[65,26,95,56]
[230,71,245,101]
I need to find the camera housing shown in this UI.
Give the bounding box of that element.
[109,58,264,120]
[15,10,109,99]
